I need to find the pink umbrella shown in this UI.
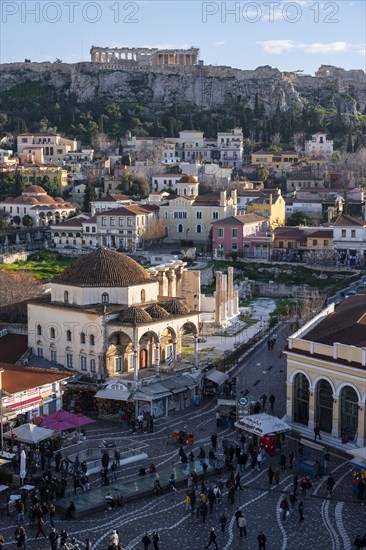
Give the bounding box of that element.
[40,410,95,431]
[41,418,76,431]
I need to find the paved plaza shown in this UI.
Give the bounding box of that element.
[1,334,365,549]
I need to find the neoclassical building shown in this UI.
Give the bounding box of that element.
[27,248,200,380]
[285,296,366,447]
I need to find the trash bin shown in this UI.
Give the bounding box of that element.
[195,395,201,406]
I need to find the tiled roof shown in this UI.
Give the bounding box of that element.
[212,214,265,226]
[0,334,28,364]
[1,363,71,394]
[161,298,190,315]
[303,295,366,347]
[52,215,90,228]
[96,204,158,217]
[334,214,366,227]
[54,248,152,288]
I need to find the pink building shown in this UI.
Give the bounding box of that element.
[212,214,270,258]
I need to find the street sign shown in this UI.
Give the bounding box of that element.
[239,397,248,406]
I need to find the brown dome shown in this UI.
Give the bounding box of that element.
[53,248,152,288]
[178,175,198,184]
[145,304,170,319]
[24,185,46,194]
[122,306,152,324]
[38,195,56,204]
[162,298,190,315]
[55,197,65,202]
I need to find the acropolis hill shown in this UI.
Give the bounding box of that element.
[0,51,365,116]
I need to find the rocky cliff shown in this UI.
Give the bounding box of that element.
[1,62,365,116]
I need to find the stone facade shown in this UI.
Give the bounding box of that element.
[90,46,199,65]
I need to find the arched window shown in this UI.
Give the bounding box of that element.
[141,289,146,303]
[102,293,109,304]
[80,332,86,344]
[293,373,309,425]
[196,224,202,233]
[315,379,333,433]
[37,324,42,336]
[341,386,358,441]
[177,224,183,233]
[66,329,72,342]
[50,327,55,339]
[90,359,96,372]
[89,334,95,346]
[64,290,69,304]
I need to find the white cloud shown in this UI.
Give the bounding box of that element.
[213,40,225,46]
[257,40,365,55]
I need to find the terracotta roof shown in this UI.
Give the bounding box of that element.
[52,215,90,228]
[145,304,170,319]
[193,194,220,206]
[96,204,158,217]
[212,214,266,226]
[0,334,28,364]
[178,175,198,184]
[334,214,366,227]
[303,295,366,347]
[53,247,152,288]
[24,185,47,194]
[0,363,71,394]
[121,306,152,324]
[161,298,190,315]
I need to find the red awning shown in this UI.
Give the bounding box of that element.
[7,397,42,411]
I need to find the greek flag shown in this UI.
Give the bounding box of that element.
[167,346,174,366]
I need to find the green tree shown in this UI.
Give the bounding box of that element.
[256,164,269,182]
[286,211,314,226]
[22,214,34,227]
[12,215,21,226]
[13,171,25,196]
[83,182,96,213]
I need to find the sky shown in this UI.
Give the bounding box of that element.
[0,0,365,74]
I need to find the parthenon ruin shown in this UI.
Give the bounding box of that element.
[90,46,200,66]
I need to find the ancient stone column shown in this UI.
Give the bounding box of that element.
[227,267,234,317]
[215,272,222,325]
[194,335,198,368]
[233,290,240,315]
[222,274,228,322]
[155,342,160,373]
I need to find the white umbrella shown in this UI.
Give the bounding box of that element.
[4,423,54,445]
[234,413,291,436]
[20,450,27,484]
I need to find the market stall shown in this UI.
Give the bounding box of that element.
[216,400,237,427]
[234,413,291,455]
[347,447,366,495]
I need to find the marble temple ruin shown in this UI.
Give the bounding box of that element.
[90,46,200,66]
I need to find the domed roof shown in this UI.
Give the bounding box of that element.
[54,248,152,288]
[145,304,170,319]
[24,185,46,194]
[55,197,65,202]
[178,175,198,184]
[161,298,190,315]
[122,306,152,324]
[38,195,56,204]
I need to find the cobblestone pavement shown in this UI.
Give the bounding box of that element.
[1,334,365,549]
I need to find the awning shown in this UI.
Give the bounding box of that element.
[7,396,42,411]
[133,391,170,402]
[94,389,131,402]
[235,413,291,436]
[205,370,229,386]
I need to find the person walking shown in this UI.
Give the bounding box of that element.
[211,433,217,451]
[141,532,151,549]
[201,501,208,524]
[327,474,335,497]
[279,497,289,521]
[205,527,219,549]
[323,450,330,474]
[279,451,287,470]
[269,394,275,411]
[274,466,281,486]
[357,479,365,500]
[293,475,299,496]
[219,512,227,534]
[289,492,297,511]
[267,465,274,485]
[298,500,304,521]
[235,508,242,528]
[35,516,47,539]
[48,527,59,550]
[288,451,295,469]
[257,448,263,469]
[152,531,160,550]
[257,531,267,550]
[15,525,26,550]
[238,514,247,538]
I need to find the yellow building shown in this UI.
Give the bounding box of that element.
[250,151,299,169]
[0,166,69,193]
[246,189,285,229]
[285,297,366,448]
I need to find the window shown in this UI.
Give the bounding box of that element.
[119,217,124,226]
[80,356,87,371]
[37,347,43,358]
[141,289,146,303]
[110,217,115,226]
[351,230,356,238]
[57,149,63,154]
[196,224,202,233]
[22,137,28,143]
[67,354,73,368]
[102,293,109,304]
[312,239,318,246]
[324,240,329,247]
[196,211,202,219]
[174,211,187,219]
[90,359,96,372]
[115,357,122,372]
[89,334,95,346]
[50,327,56,339]
[92,227,96,233]
[80,332,86,344]
[66,329,72,342]
[102,217,107,227]
[232,243,238,251]
[64,290,69,304]
[212,211,219,220]
[177,224,183,233]
[127,217,133,226]
[51,350,57,362]
[37,324,42,336]
[341,230,346,238]
[232,229,238,238]
[86,226,90,233]
[218,228,224,238]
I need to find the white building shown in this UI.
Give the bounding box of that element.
[17,133,78,163]
[304,132,334,158]
[217,128,243,169]
[151,173,184,192]
[333,214,366,263]
[90,195,133,215]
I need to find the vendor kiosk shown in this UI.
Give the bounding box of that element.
[347,447,366,495]
[216,400,237,427]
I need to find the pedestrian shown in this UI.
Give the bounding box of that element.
[201,501,208,524]
[327,474,335,497]
[357,479,365,500]
[289,491,297,511]
[35,516,47,539]
[219,512,227,534]
[111,461,118,482]
[293,475,298,495]
[238,514,247,538]
[298,500,304,521]
[49,503,55,528]
[211,433,217,451]
[261,394,267,410]
[279,451,286,470]
[48,527,59,550]
[228,485,235,504]
[15,525,26,550]
[110,529,119,547]
[269,394,275,411]
[234,507,242,528]
[257,531,267,550]
[0,533,4,550]
[216,411,221,428]
[274,466,280,485]
[279,497,289,521]
[60,529,68,547]
[257,447,263,469]
[323,449,330,474]
[185,492,191,512]
[85,538,92,550]
[141,532,151,549]
[267,465,274,485]
[298,441,304,457]
[16,499,25,524]
[234,472,243,490]
[288,451,294,469]
[169,473,177,492]
[152,531,160,550]
[205,527,218,549]
[314,425,322,442]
